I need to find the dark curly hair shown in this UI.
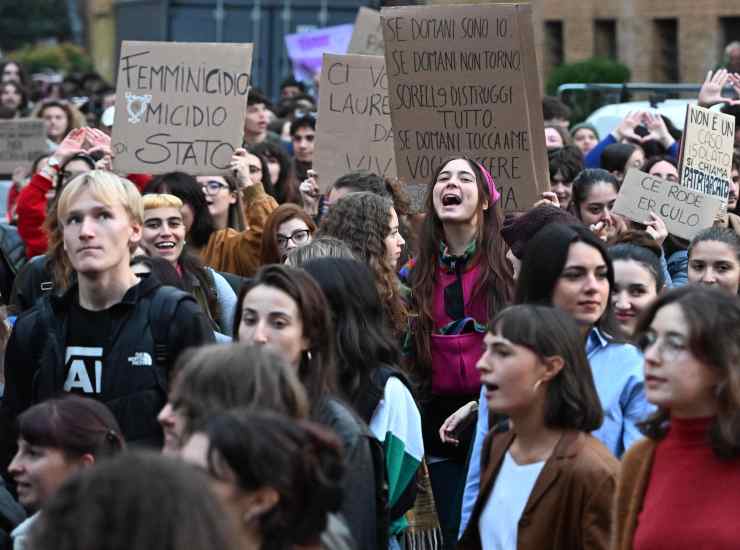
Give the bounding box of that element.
[318,191,407,335]
[204,410,344,550]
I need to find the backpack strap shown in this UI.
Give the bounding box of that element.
[148,285,192,368]
[355,365,415,424]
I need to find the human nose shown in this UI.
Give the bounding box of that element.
[701,268,717,285]
[397,232,405,247]
[476,352,491,374]
[643,337,662,365]
[253,320,269,343]
[8,451,23,476]
[157,402,174,427]
[79,216,95,238]
[614,291,629,310]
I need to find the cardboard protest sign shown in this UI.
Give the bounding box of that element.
[348,8,384,55]
[0,119,48,174]
[678,104,736,219]
[613,169,722,240]
[314,53,395,193]
[285,25,354,82]
[380,3,549,211]
[111,41,253,175]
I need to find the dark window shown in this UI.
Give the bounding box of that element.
[544,20,564,68]
[653,19,679,82]
[594,19,617,59]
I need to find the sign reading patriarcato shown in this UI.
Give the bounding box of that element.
[380,3,549,211]
[314,53,396,193]
[112,41,253,175]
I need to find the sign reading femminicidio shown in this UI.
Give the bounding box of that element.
[112,41,253,175]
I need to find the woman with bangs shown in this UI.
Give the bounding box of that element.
[458,305,617,550]
[7,396,125,549]
[458,222,650,538]
[402,157,514,548]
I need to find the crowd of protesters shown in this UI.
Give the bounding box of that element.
[0,45,739,550]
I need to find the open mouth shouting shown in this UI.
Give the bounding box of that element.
[441,191,463,207]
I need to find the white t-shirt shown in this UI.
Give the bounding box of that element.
[478,451,545,550]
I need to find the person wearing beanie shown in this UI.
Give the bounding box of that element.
[501,205,580,278]
[571,122,600,156]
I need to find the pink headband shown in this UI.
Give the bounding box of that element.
[476,162,500,204]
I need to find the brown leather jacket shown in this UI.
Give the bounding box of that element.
[609,437,656,550]
[200,183,278,276]
[459,430,618,550]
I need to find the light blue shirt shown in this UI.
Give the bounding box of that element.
[458,328,652,538]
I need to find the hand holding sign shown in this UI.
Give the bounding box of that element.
[230,148,255,189]
[644,211,668,246]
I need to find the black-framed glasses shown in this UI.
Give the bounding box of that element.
[636,331,687,362]
[277,229,310,248]
[201,180,229,195]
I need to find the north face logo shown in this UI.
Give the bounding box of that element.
[128,352,153,367]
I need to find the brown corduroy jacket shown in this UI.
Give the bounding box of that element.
[609,438,656,550]
[200,183,278,277]
[458,430,618,550]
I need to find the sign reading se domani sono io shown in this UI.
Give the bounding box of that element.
[380,3,549,212]
[112,41,253,175]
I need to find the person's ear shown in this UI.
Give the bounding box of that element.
[129,221,142,246]
[541,355,565,383]
[229,191,238,205]
[241,487,279,525]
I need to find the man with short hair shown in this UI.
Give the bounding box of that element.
[542,95,571,130]
[0,170,214,463]
[290,114,316,182]
[243,89,281,147]
[280,76,306,99]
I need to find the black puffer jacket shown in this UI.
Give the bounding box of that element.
[0,224,26,305]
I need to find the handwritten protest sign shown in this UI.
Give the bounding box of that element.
[111,41,253,175]
[380,3,548,211]
[613,169,722,240]
[0,119,48,174]
[678,105,736,220]
[314,53,395,193]
[348,8,384,55]
[285,25,354,82]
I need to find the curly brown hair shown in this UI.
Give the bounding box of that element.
[318,192,407,335]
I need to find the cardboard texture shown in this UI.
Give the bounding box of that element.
[111,41,253,175]
[380,3,549,212]
[0,119,48,174]
[314,53,396,193]
[348,8,385,55]
[678,104,736,220]
[613,169,723,241]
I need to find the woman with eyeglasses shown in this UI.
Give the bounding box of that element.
[613,286,740,550]
[401,157,514,548]
[260,203,316,265]
[140,194,236,338]
[145,148,279,277]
